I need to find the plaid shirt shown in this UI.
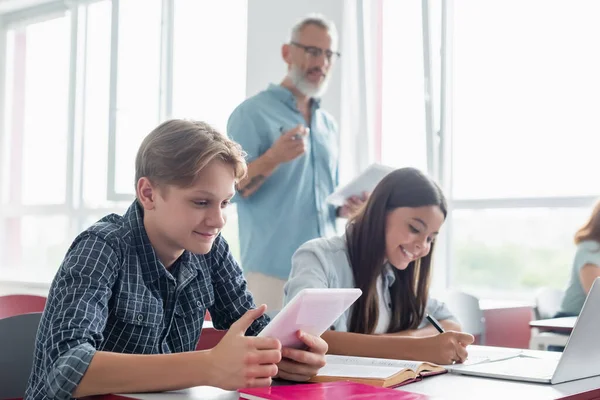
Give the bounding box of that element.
[26,202,268,400]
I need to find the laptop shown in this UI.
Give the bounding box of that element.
[447,277,600,384]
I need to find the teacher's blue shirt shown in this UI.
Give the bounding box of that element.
[227,84,339,280]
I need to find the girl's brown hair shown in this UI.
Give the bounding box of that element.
[134,119,247,191]
[346,167,447,334]
[575,200,600,245]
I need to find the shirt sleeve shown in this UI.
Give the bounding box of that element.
[283,242,330,306]
[574,240,600,272]
[208,234,269,336]
[227,105,267,163]
[37,234,119,399]
[417,297,459,329]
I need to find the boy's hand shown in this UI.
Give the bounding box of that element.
[275,331,328,382]
[207,305,282,390]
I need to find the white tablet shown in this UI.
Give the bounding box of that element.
[257,288,362,348]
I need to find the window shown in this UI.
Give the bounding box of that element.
[379,0,600,296]
[81,0,112,208]
[448,0,600,294]
[452,0,600,199]
[108,0,249,198]
[2,15,71,207]
[113,0,162,195]
[452,207,588,297]
[171,0,248,132]
[0,0,249,278]
[380,0,428,171]
[1,13,74,278]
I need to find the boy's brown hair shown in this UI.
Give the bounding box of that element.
[135,119,247,191]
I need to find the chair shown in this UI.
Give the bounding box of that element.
[441,291,486,345]
[195,318,226,351]
[530,287,569,351]
[534,287,564,319]
[0,312,42,399]
[0,294,47,319]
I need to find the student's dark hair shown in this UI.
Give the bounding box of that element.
[575,200,600,246]
[346,167,447,334]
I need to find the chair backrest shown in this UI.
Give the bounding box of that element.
[0,312,42,399]
[0,294,47,319]
[441,291,486,344]
[535,287,565,319]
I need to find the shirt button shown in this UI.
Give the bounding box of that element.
[196,300,202,307]
[137,314,144,322]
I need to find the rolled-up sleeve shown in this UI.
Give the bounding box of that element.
[34,234,119,399]
[417,297,459,329]
[227,106,265,163]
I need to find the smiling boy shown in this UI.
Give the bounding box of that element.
[26,120,327,399]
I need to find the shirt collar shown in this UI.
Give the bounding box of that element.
[267,83,321,111]
[382,263,396,288]
[124,201,196,283]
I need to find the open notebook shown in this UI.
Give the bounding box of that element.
[308,355,446,388]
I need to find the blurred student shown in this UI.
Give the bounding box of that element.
[284,168,474,365]
[557,200,600,317]
[26,120,327,400]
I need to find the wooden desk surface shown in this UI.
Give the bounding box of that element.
[530,317,577,333]
[101,346,599,400]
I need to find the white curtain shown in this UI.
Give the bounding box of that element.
[338,0,380,185]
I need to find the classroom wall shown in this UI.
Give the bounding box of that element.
[245,0,344,123]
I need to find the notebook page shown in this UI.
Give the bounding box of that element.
[317,355,422,378]
[459,347,524,366]
[316,364,401,379]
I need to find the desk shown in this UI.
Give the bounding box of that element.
[99,346,600,400]
[530,317,577,334]
[405,372,600,400]
[100,376,600,400]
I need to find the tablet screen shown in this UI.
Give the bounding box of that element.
[257,288,362,348]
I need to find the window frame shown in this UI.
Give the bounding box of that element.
[0,0,249,278]
[436,0,600,290]
[0,0,174,276]
[378,0,600,293]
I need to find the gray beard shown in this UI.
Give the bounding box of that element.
[287,65,329,98]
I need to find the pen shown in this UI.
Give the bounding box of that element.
[426,314,445,333]
[280,125,305,140]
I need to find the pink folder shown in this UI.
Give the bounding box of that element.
[239,381,430,399]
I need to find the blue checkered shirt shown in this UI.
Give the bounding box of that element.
[25,201,268,399]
